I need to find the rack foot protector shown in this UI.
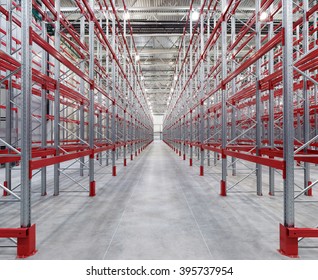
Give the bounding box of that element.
[89,181,96,197]
[279,224,299,258]
[220,180,227,196]
[200,165,204,176]
[17,224,37,259]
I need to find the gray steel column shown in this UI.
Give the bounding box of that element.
[115,44,120,161]
[302,0,311,195]
[20,0,32,227]
[214,15,218,166]
[282,0,295,227]
[199,0,205,176]
[183,40,186,160]
[98,17,103,165]
[255,0,263,196]
[88,0,95,192]
[189,13,193,166]
[220,0,228,195]
[5,0,13,193]
[206,12,211,167]
[53,0,61,196]
[111,13,117,176]
[123,16,127,166]
[268,4,275,195]
[106,15,110,166]
[41,7,47,195]
[79,15,85,175]
[230,16,236,176]
[296,26,301,141]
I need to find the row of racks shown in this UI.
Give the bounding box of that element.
[163,0,318,257]
[0,0,153,258]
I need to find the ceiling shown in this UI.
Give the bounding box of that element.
[61,0,260,115]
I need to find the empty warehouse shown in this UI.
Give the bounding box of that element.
[1,0,318,271]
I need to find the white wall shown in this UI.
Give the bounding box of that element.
[153,114,163,140]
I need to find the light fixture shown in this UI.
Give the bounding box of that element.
[171,88,174,93]
[141,76,144,81]
[191,9,200,21]
[174,75,178,81]
[259,11,269,22]
[135,54,140,62]
[123,11,130,20]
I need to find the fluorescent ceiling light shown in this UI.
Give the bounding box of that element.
[260,11,269,22]
[191,10,199,21]
[123,11,130,20]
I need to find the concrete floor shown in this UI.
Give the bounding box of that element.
[0,141,318,259]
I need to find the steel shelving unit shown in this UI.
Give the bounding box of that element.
[163,0,318,257]
[0,0,152,258]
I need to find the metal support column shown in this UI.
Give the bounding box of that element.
[41,7,47,195]
[206,11,211,167]
[220,0,228,196]
[123,15,127,167]
[4,0,13,195]
[19,0,36,257]
[255,0,263,196]
[302,0,311,196]
[199,0,205,176]
[279,0,296,256]
[105,14,110,166]
[88,0,96,196]
[53,0,61,196]
[230,16,236,176]
[111,13,117,176]
[268,4,275,195]
[79,16,85,175]
[189,12,193,167]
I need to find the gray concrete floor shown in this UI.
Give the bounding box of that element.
[0,141,318,259]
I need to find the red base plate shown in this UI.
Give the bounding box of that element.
[17,224,37,259]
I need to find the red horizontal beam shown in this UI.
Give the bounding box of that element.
[30,150,92,170]
[288,227,318,238]
[0,228,28,238]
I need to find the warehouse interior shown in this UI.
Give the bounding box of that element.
[1,0,318,260]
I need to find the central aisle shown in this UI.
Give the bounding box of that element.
[25,141,290,260]
[101,141,213,259]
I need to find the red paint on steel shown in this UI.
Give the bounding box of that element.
[307,181,313,196]
[89,181,96,197]
[278,224,298,258]
[220,180,226,196]
[3,181,7,196]
[17,224,37,259]
[200,166,204,176]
